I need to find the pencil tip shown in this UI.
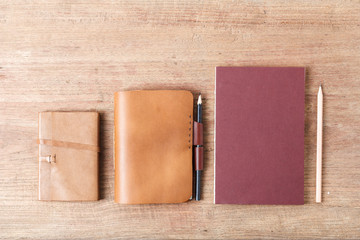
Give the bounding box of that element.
[197,94,202,105]
[318,84,323,94]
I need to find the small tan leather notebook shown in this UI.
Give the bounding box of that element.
[114,90,193,204]
[38,112,99,201]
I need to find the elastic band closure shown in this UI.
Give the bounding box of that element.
[37,139,100,152]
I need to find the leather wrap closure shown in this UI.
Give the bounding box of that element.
[37,139,100,153]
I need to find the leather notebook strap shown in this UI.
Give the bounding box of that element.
[37,139,100,152]
[193,121,203,145]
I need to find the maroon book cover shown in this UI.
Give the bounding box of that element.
[215,67,305,204]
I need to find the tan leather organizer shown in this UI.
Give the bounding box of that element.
[38,112,99,201]
[114,90,193,204]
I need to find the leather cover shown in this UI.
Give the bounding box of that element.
[114,90,193,204]
[38,112,99,201]
[215,67,305,204]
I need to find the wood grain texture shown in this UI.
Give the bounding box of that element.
[0,0,359,239]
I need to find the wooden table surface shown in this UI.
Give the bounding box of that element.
[1,1,359,239]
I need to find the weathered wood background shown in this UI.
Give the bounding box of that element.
[0,1,359,239]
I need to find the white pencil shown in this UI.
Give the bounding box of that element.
[316,85,323,203]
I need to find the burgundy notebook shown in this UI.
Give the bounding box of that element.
[215,67,305,204]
